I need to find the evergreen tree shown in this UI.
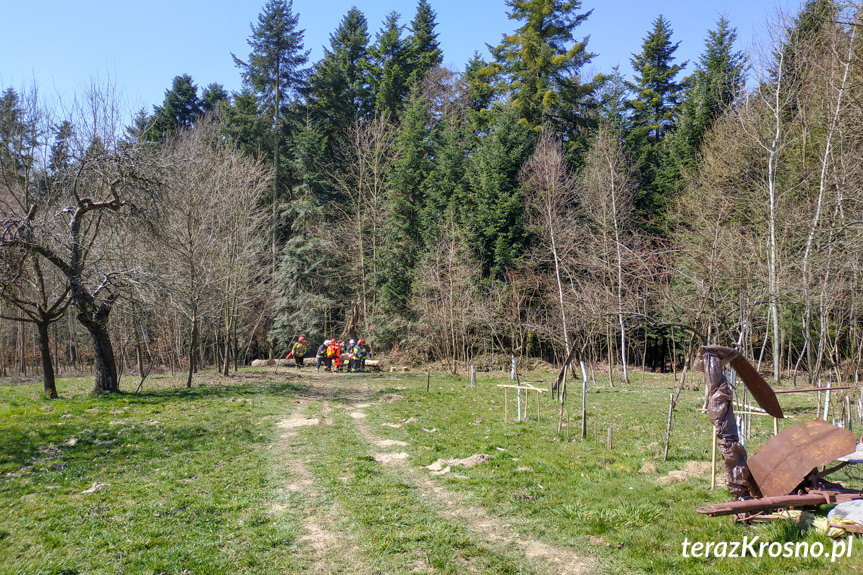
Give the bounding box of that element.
[673,17,745,173]
[629,15,685,143]
[201,83,230,113]
[421,105,466,246]
[462,105,536,279]
[233,0,310,266]
[597,65,631,132]
[150,74,202,140]
[304,7,372,149]
[222,88,269,158]
[405,0,443,87]
[369,11,410,117]
[270,119,336,349]
[627,15,685,224]
[377,89,430,316]
[463,53,496,141]
[486,0,598,135]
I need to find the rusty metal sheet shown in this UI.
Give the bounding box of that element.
[748,420,856,497]
[700,345,783,418]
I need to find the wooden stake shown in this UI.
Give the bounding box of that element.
[663,393,674,462]
[773,416,779,436]
[537,389,541,422]
[606,426,613,449]
[504,387,508,423]
[581,372,587,440]
[426,369,430,392]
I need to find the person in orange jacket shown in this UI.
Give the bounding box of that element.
[327,339,342,372]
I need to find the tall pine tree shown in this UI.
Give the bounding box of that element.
[627,15,685,226]
[673,16,745,173]
[486,0,599,140]
[233,0,310,268]
[369,11,410,117]
[305,7,372,150]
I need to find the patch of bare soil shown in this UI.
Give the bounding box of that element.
[656,460,714,485]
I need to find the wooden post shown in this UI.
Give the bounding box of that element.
[537,389,540,422]
[663,393,674,462]
[504,387,508,423]
[470,365,475,387]
[524,385,529,422]
[606,426,613,449]
[773,416,779,436]
[581,372,587,440]
[847,396,852,432]
[426,369,430,392]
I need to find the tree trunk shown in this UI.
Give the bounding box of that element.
[82,316,119,394]
[36,320,58,399]
[187,317,198,388]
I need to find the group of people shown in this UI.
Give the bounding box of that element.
[287,336,370,372]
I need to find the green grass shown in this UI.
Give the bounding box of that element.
[1,367,861,574]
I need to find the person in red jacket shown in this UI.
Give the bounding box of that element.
[327,339,342,372]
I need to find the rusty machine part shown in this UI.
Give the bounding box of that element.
[698,349,760,498]
[697,489,863,517]
[698,345,783,418]
[747,419,856,497]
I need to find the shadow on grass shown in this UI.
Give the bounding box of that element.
[0,376,305,479]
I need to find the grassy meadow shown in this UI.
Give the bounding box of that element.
[0,365,860,574]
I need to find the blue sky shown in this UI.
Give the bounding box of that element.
[2,0,796,115]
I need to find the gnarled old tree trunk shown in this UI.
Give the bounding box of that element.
[77,302,119,394]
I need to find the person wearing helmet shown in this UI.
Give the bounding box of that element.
[316,339,331,371]
[291,336,308,369]
[328,339,342,372]
[347,339,357,371]
[355,338,370,371]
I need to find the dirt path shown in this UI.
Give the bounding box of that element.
[273,387,365,574]
[272,371,595,575]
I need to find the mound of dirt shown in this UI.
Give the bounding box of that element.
[426,454,491,474]
[656,460,713,485]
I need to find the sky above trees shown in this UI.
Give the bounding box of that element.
[4,0,794,112]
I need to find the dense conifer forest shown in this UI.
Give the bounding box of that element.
[2,0,863,396]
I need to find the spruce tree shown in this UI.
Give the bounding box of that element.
[233,0,310,268]
[304,7,372,149]
[462,105,536,279]
[487,0,598,136]
[369,11,410,117]
[627,15,685,225]
[405,0,443,87]
[150,74,202,140]
[377,89,430,316]
[421,106,466,246]
[673,17,744,173]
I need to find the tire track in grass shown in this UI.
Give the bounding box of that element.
[274,401,365,574]
[349,399,596,575]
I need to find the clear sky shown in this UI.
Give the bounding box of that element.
[1,0,797,116]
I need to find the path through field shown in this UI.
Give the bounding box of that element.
[271,371,595,574]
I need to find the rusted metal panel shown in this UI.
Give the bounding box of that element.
[700,345,783,418]
[748,420,857,497]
